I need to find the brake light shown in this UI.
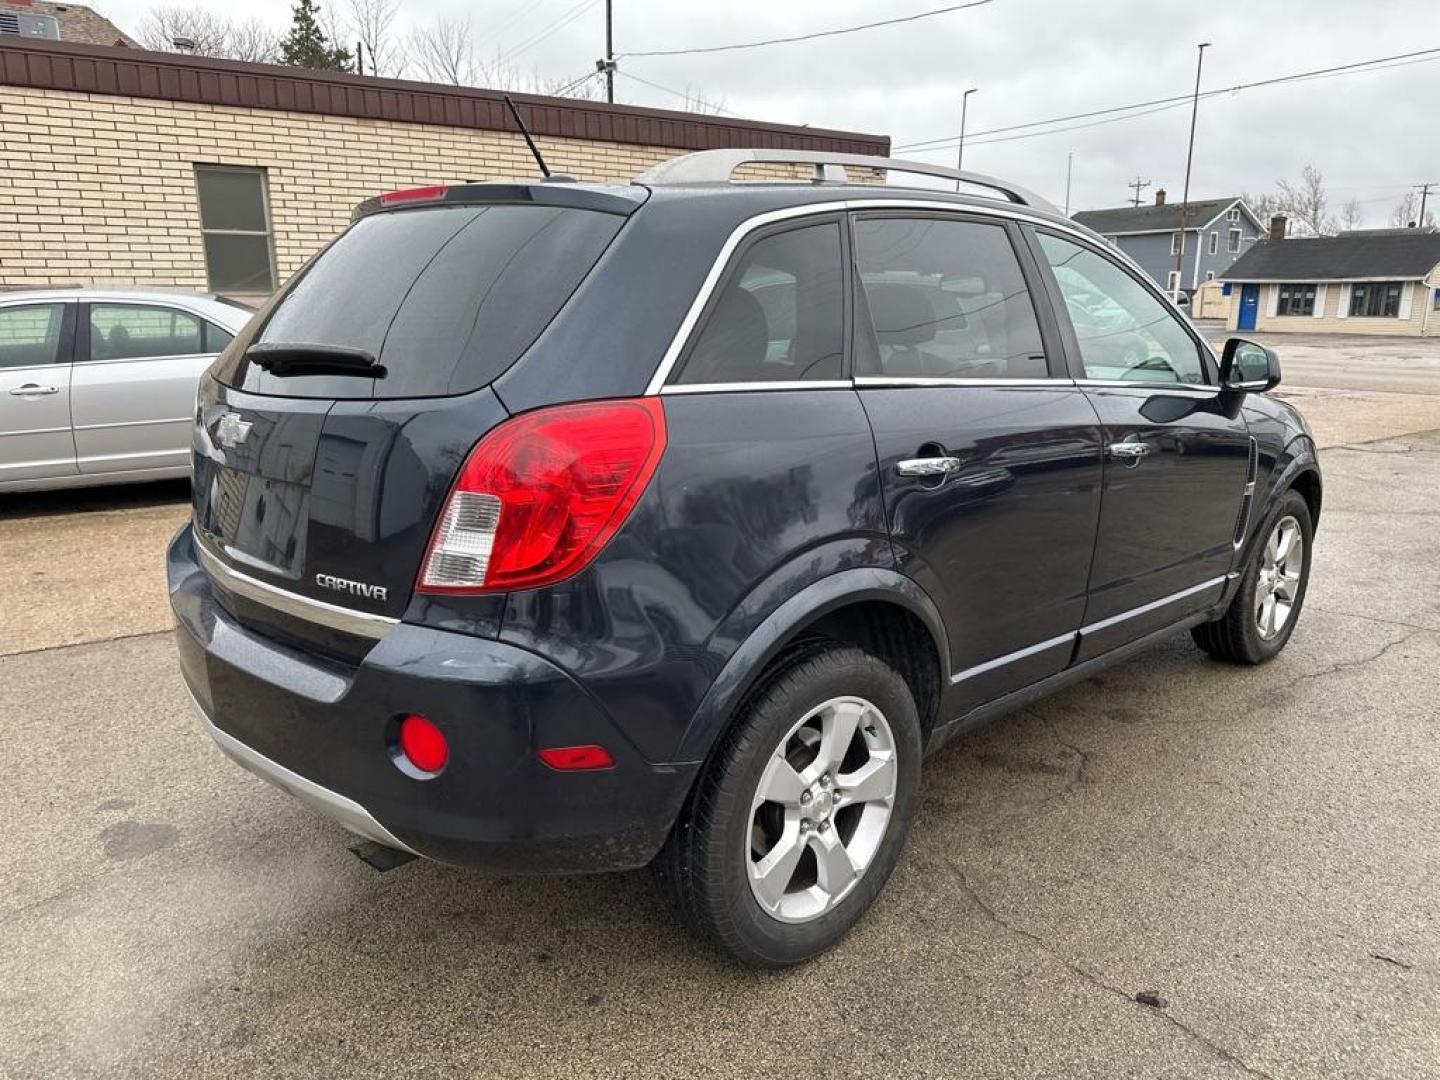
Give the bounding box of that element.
[379,185,447,206]
[418,398,666,594]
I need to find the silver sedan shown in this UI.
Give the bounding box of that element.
[0,288,253,491]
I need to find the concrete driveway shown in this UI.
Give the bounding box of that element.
[1,345,1437,1078]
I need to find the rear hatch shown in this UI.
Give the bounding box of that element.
[192,184,641,657]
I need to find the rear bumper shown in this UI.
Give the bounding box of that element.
[168,524,697,872]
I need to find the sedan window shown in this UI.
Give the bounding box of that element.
[89,304,204,361]
[0,304,65,368]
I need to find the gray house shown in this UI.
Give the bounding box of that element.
[1073,191,1265,295]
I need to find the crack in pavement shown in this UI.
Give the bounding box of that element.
[945,858,1278,1080]
[0,627,172,660]
[1262,631,1423,699]
[1310,607,1440,635]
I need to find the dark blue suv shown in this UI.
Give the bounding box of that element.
[168,150,1320,965]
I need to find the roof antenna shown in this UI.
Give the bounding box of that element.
[503,94,555,179]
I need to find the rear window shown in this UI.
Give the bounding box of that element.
[215,204,623,399]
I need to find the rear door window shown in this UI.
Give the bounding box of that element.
[853,215,1048,380]
[673,220,845,385]
[217,204,624,399]
[89,304,204,361]
[0,304,65,368]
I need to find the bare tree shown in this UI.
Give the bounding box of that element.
[140,6,230,55]
[1275,165,1336,237]
[1242,190,1283,222]
[408,15,479,86]
[346,0,404,76]
[1339,198,1365,233]
[1389,190,1437,230]
[139,6,279,61]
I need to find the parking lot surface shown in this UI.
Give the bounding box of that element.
[2,338,1437,1079]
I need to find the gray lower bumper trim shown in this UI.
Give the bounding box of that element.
[184,683,420,857]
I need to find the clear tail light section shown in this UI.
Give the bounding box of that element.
[418,397,666,594]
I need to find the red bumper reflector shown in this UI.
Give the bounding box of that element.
[398,714,449,773]
[539,745,615,771]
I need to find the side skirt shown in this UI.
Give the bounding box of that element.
[924,607,1219,755]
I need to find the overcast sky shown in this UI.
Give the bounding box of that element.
[99,0,1440,225]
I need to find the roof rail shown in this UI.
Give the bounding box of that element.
[633,149,1059,214]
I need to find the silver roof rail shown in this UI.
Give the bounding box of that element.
[633,149,1058,214]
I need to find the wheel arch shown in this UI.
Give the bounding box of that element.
[674,568,949,763]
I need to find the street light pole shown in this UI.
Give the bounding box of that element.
[955,87,978,189]
[1172,42,1210,301]
[604,0,614,103]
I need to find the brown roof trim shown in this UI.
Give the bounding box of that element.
[0,38,889,155]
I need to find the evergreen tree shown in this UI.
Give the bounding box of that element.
[278,0,353,71]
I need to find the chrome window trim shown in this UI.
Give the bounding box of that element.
[644,197,1213,396]
[660,379,851,395]
[184,682,419,855]
[1079,576,1227,636]
[950,631,1077,685]
[1075,379,1222,393]
[72,353,216,368]
[195,537,399,640]
[855,375,1073,389]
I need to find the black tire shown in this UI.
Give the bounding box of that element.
[654,645,922,967]
[1192,489,1313,664]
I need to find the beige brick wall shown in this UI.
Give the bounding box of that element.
[1224,279,1437,336]
[0,85,692,292]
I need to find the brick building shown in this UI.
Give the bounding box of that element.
[0,39,887,299]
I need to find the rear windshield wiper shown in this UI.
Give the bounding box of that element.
[245,343,387,378]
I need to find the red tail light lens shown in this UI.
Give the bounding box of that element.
[418,398,667,594]
[398,714,449,774]
[379,185,447,206]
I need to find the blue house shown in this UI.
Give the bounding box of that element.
[1073,191,1266,296]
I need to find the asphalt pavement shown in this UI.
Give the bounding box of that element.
[1,341,1437,1079]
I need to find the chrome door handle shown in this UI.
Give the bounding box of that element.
[8,384,60,396]
[897,456,963,477]
[1107,442,1151,459]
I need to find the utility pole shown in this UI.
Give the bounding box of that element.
[954,87,978,188]
[604,0,614,103]
[1064,151,1074,217]
[356,41,364,76]
[1127,176,1151,207]
[1417,182,1435,228]
[1172,42,1210,301]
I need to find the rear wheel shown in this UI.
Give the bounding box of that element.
[655,645,922,966]
[1192,489,1313,664]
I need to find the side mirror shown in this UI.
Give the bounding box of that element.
[1220,337,1281,393]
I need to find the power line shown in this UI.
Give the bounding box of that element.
[497,0,600,64]
[619,0,995,58]
[894,45,1440,152]
[617,70,746,118]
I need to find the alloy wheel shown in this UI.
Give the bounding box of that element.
[746,696,897,924]
[1256,514,1304,640]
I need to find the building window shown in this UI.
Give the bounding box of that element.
[1433,289,1440,312]
[1276,284,1317,317]
[1227,207,1241,223]
[1205,271,1216,281]
[1208,231,1218,255]
[1350,282,1404,318]
[1166,270,1182,293]
[1170,231,1182,256]
[1228,228,1242,253]
[194,165,276,293]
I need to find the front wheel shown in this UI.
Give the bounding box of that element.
[655,645,922,967]
[1192,488,1314,664]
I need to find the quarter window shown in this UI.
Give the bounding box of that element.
[1350,282,1404,318]
[0,304,64,368]
[1038,232,1208,385]
[852,216,1046,380]
[676,222,844,385]
[89,305,203,361]
[195,165,277,294]
[1276,284,1317,317]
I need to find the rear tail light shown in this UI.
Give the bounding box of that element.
[379,185,447,206]
[418,398,666,594]
[397,714,448,774]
